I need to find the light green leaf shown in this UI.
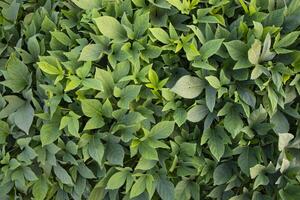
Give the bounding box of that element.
[278,133,294,151]
[40,123,61,146]
[200,39,224,60]
[150,121,175,139]
[224,109,243,138]
[37,61,61,75]
[136,158,157,170]
[139,142,158,160]
[14,103,34,134]
[187,105,209,122]
[134,12,149,38]
[94,16,127,42]
[81,99,102,118]
[51,31,72,46]
[205,75,221,89]
[248,40,261,65]
[79,44,102,61]
[208,131,225,161]
[71,0,102,10]
[274,31,300,48]
[88,136,105,166]
[1,55,30,92]
[130,176,146,198]
[95,68,114,97]
[149,28,170,44]
[224,40,248,61]
[171,75,204,99]
[117,85,141,109]
[32,176,48,200]
[106,171,128,190]
[253,174,269,190]
[1,0,20,21]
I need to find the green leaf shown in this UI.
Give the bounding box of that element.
[206,86,216,112]
[37,61,61,75]
[224,109,243,138]
[53,164,74,185]
[205,75,221,89]
[0,120,9,144]
[81,99,102,117]
[150,121,175,139]
[213,163,232,185]
[238,146,259,176]
[71,0,102,10]
[253,174,269,190]
[40,123,61,146]
[278,133,294,151]
[270,111,289,133]
[13,103,34,134]
[187,105,209,122]
[117,85,141,109]
[136,158,157,170]
[157,178,175,200]
[94,16,127,42]
[41,16,56,32]
[224,40,248,61]
[171,75,204,99]
[32,176,48,200]
[192,61,216,71]
[248,40,261,65]
[28,36,40,58]
[208,130,225,161]
[95,68,114,97]
[279,184,300,200]
[1,0,20,21]
[130,176,146,198]
[174,108,187,126]
[1,55,30,92]
[79,44,102,61]
[139,142,158,160]
[149,28,170,44]
[175,180,190,200]
[88,136,105,166]
[134,12,149,38]
[274,31,300,49]
[200,39,224,60]
[106,143,124,166]
[51,31,72,46]
[77,162,96,179]
[84,115,105,130]
[106,171,128,190]
[238,87,256,108]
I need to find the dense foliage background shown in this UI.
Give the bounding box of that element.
[0,0,300,199]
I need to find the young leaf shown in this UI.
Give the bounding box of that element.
[187,105,209,122]
[149,28,170,44]
[106,171,128,190]
[171,75,204,99]
[94,16,127,42]
[150,121,175,139]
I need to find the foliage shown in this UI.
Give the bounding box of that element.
[0,0,300,199]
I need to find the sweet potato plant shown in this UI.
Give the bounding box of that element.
[0,0,300,199]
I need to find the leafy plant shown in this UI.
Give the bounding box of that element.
[0,0,300,199]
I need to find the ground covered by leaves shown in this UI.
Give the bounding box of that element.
[0,0,300,199]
